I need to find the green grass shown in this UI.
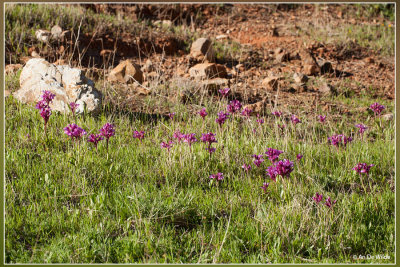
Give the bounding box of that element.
[5,74,395,263]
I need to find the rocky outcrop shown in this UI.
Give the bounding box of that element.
[13,58,102,114]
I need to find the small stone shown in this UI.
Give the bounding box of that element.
[189,63,227,79]
[303,64,320,76]
[244,99,266,114]
[35,29,51,42]
[216,34,228,40]
[5,90,10,98]
[50,25,63,40]
[190,38,215,62]
[108,60,143,84]
[275,52,290,63]
[293,72,308,83]
[319,82,336,95]
[201,78,229,94]
[262,76,282,91]
[382,113,393,121]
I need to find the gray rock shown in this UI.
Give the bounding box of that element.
[293,72,308,83]
[13,58,102,114]
[382,113,394,121]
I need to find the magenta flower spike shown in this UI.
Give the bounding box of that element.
[261,182,269,193]
[64,123,87,139]
[173,131,185,143]
[219,87,230,97]
[318,115,326,123]
[133,130,145,143]
[272,111,282,118]
[291,115,301,125]
[161,141,174,152]
[369,102,385,116]
[352,163,374,175]
[256,114,264,125]
[252,154,265,167]
[296,153,303,161]
[201,132,217,155]
[209,172,224,181]
[69,102,79,117]
[216,112,229,126]
[36,91,55,135]
[242,163,252,172]
[312,193,323,204]
[324,197,337,209]
[274,159,294,178]
[328,134,353,148]
[41,90,56,103]
[39,107,52,125]
[100,123,115,151]
[183,133,198,148]
[227,100,242,114]
[355,124,368,135]
[266,165,277,181]
[168,112,176,120]
[199,108,208,119]
[241,107,252,117]
[87,133,104,151]
[265,148,283,163]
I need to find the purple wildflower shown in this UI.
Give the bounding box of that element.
[291,115,301,125]
[69,102,79,116]
[41,90,56,104]
[206,147,216,154]
[200,132,217,145]
[324,197,337,209]
[266,165,277,181]
[227,100,242,114]
[252,154,265,167]
[352,163,374,175]
[168,112,175,120]
[209,172,224,181]
[370,102,385,116]
[199,108,208,119]
[161,141,174,152]
[133,130,145,143]
[173,131,185,142]
[216,112,229,126]
[201,132,217,155]
[219,87,230,97]
[100,123,115,151]
[265,148,283,163]
[256,114,264,125]
[261,182,269,193]
[274,159,294,178]
[272,111,282,117]
[328,134,353,147]
[241,107,252,117]
[242,163,252,172]
[87,133,103,150]
[296,153,303,161]
[64,124,87,139]
[318,115,326,123]
[183,133,197,147]
[35,100,48,110]
[355,124,368,134]
[312,193,323,204]
[100,123,115,139]
[39,107,52,125]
